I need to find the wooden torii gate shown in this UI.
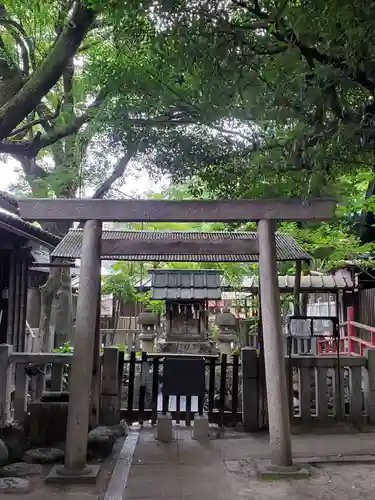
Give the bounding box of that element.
[18,197,336,481]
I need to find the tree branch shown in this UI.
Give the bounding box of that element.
[91,140,141,199]
[76,140,141,229]
[0,2,96,140]
[0,88,107,157]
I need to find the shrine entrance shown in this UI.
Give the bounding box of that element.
[18,197,335,475]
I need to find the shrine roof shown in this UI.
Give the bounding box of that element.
[0,192,60,248]
[149,269,222,300]
[51,229,311,262]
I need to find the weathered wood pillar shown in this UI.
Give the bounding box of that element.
[90,276,102,429]
[257,220,292,467]
[53,220,102,481]
[27,286,41,329]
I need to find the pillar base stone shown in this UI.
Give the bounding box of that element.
[192,415,209,441]
[257,462,311,480]
[155,413,173,443]
[45,464,100,484]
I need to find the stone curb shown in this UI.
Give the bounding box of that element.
[104,430,139,500]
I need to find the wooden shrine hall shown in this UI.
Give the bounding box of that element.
[17,197,336,479]
[0,192,60,351]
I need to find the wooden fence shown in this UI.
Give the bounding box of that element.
[119,352,241,426]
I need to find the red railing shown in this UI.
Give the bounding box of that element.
[317,306,375,356]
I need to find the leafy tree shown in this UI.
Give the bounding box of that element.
[121,0,375,269]
[0,1,237,348]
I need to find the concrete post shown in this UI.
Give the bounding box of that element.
[241,347,258,432]
[52,220,102,481]
[257,220,293,467]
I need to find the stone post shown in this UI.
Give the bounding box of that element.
[241,347,259,432]
[100,347,120,426]
[0,344,12,428]
[257,220,293,467]
[47,220,102,484]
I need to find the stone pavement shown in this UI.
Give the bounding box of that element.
[124,426,375,500]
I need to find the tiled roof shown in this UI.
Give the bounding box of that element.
[51,229,311,262]
[0,192,60,247]
[149,269,222,300]
[231,273,354,290]
[132,272,353,291]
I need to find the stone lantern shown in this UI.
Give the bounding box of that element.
[138,308,158,352]
[215,307,237,356]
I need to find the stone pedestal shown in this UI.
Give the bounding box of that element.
[139,332,156,353]
[218,334,236,356]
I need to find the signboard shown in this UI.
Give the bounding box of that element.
[162,357,206,397]
[288,316,338,338]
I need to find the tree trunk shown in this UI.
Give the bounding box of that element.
[50,267,74,348]
[39,268,61,352]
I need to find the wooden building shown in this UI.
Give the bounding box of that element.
[0,192,60,351]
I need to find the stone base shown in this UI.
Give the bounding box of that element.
[157,341,218,355]
[192,415,209,441]
[155,414,173,443]
[257,462,311,480]
[45,464,100,484]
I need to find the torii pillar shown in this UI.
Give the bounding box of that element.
[47,220,102,483]
[257,220,293,467]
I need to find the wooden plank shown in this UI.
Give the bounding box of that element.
[6,253,15,345]
[101,237,259,256]
[350,366,363,424]
[299,367,312,422]
[316,367,329,421]
[18,198,336,222]
[11,352,73,364]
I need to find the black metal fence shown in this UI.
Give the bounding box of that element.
[119,352,242,426]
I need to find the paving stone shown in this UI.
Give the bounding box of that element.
[0,477,30,493]
[23,447,64,464]
[0,462,43,477]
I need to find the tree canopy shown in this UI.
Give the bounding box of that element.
[2,0,375,271]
